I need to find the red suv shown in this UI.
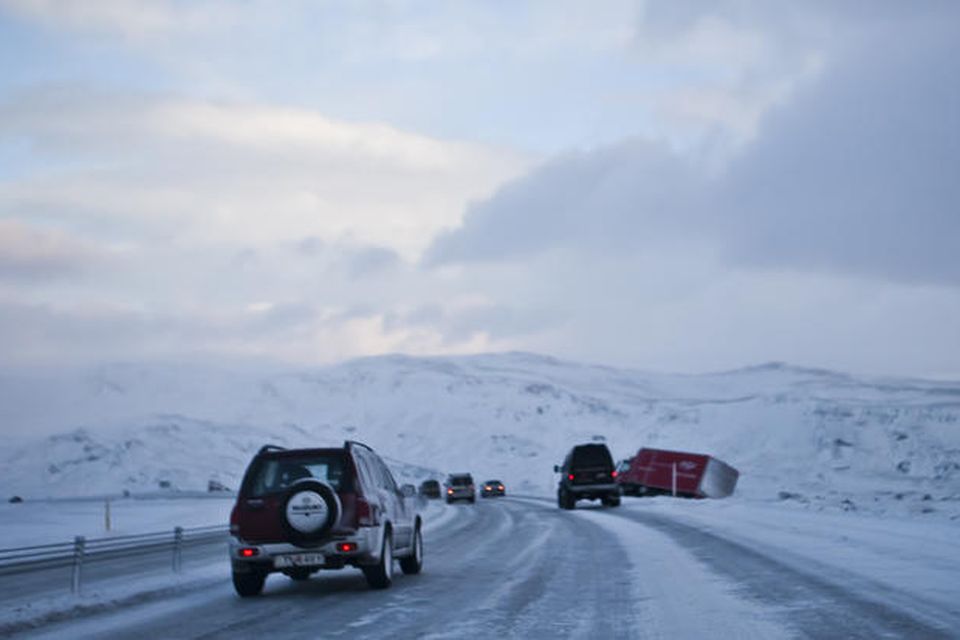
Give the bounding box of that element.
[229,441,423,597]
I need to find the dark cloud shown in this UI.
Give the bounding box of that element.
[426,140,703,264]
[426,7,960,286]
[719,17,960,285]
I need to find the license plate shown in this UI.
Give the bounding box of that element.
[274,553,325,568]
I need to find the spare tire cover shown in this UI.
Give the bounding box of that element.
[281,480,340,543]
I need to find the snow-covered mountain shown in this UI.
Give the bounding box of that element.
[1,353,958,518]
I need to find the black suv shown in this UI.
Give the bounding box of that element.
[419,479,441,499]
[554,443,621,510]
[229,441,423,597]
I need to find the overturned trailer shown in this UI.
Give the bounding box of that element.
[617,448,739,498]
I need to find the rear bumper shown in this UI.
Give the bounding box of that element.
[445,489,474,500]
[230,527,381,573]
[564,483,620,499]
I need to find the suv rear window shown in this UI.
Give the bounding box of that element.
[243,453,352,496]
[572,445,613,469]
[448,475,473,486]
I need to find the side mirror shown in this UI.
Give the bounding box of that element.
[553,465,560,473]
[400,484,416,498]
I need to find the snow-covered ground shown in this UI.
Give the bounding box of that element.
[3,496,957,638]
[1,352,958,635]
[1,353,958,524]
[0,495,234,548]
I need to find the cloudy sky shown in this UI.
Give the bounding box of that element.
[0,1,957,377]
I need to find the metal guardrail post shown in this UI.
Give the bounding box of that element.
[173,527,183,574]
[71,536,85,595]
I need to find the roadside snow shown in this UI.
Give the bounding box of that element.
[0,496,234,548]
[622,497,960,625]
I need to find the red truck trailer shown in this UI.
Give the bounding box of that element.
[617,448,739,498]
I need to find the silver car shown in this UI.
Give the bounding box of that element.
[444,473,475,504]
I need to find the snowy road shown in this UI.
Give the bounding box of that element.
[7,497,958,639]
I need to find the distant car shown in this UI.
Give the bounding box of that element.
[480,480,505,498]
[555,443,620,510]
[444,473,475,503]
[419,479,441,499]
[229,441,423,597]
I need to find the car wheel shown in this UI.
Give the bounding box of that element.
[602,494,621,507]
[363,529,393,589]
[558,488,573,510]
[399,525,423,575]
[232,569,266,597]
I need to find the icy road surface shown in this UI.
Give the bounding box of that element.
[7,497,959,639]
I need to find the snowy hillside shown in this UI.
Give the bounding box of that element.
[1,353,958,518]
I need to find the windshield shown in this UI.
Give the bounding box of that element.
[244,453,351,496]
[572,445,613,468]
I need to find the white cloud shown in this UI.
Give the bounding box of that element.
[2,1,957,377]
[0,91,531,259]
[0,0,229,41]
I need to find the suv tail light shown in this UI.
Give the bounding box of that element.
[611,470,618,478]
[356,496,378,526]
[568,474,575,481]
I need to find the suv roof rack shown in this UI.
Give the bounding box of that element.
[344,440,374,452]
[257,444,287,455]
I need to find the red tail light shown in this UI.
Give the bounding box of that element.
[239,547,259,557]
[568,474,575,481]
[447,488,454,495]
[356,496,378,526]
[611,470,618,478]
[336,542,358,553]
[498,485,504,490]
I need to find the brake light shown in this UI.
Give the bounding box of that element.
[447,488,454,495]
[568,474,574,481]
[239,548,259,557]
[356,496,378,526]
[336,542,358,553]
[498,485,504,490]
[611,470,618,478]
[484,485,491,491]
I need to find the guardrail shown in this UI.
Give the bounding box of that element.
[0,525,228,595]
